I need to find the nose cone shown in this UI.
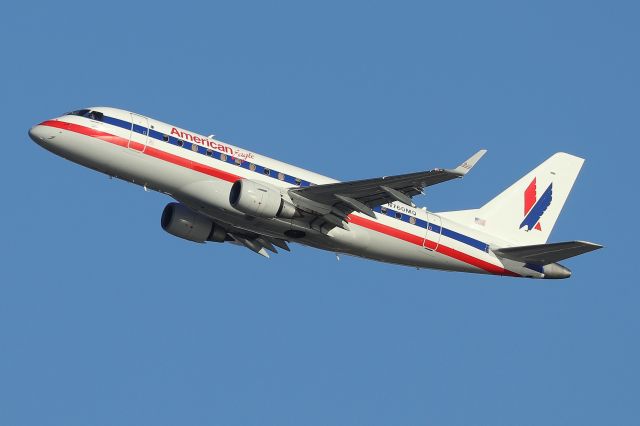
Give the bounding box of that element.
[28,125,48,145]
[29,123,59,147]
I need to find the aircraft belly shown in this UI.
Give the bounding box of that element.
[332,221,495,273]
[339,223,434,269]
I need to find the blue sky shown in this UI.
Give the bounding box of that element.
[1,1,638,425]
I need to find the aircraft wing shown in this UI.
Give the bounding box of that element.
[493,241,603,265]
[288,150,486,229]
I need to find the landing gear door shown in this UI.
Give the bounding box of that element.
[129,113,149,152]
[423,213,442,251]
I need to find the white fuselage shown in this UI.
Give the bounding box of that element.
[28,107,546,278]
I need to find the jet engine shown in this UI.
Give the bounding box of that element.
[229,179,297,218]
[161,202,227,243]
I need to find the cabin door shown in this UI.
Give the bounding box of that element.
[423,213,442,251]
[128,113,149,152]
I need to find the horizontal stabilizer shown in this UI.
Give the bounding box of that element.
[493,241,602,265]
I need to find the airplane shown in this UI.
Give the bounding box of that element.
[28,107,602,279]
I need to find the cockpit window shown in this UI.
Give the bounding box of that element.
[65,109,103,121]
[66,109,91,117]
[87,111,103,121]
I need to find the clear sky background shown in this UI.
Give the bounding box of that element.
[1,1,638,425]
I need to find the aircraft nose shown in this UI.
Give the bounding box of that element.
[29,125,44,143]
[28,124,54,145]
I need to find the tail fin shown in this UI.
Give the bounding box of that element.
[473,152,584,245]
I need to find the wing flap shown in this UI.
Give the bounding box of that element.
[227,231,292,257]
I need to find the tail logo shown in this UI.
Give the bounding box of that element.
[520,178,553,231]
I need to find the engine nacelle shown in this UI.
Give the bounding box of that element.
[229,179,297,218]
[161,202,226,243]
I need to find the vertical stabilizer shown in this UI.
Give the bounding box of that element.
[473,152,584,245]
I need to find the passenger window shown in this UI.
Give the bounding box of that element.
[235,157,242,165]
[163,135,169,142]
[409,216,416,225]
[294,178,302,185]
[206,149,213,156]
[278,172,285,181]
[177,140,184,147]
[191,144,199,152]
[263,168,271,176]
[395,212,402,219]
[249,163,256,171]
[380,206,387,214]
[220,153,227,162]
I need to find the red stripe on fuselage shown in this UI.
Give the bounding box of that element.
[40,120,240,183]
[41,119,519,277]
[42,119,129,148]
[348,214,519,276]
[348,214,424,246]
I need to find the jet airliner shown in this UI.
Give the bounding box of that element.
[28,107,602,279]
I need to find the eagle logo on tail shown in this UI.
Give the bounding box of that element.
[520,178,552,231]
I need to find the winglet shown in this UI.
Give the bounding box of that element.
[447,149,487,176]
